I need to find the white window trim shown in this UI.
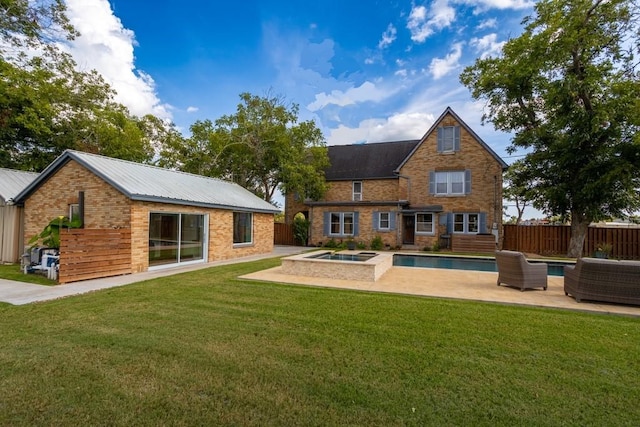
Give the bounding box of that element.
[415,213,435,235]
[378,212,390,230]
[329,212,355,236]
[453,213,480,234]
[435,171,465,195]
[352,181,362,201]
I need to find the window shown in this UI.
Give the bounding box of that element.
[329,212,354,236]
[434,171,465,195]
[352,181,362,201]
[69,204,80,222]
[379,212,390,229]
[437,126,460,153]
[453,213,481,234]
[416,213,434,234]
[149,212,206,267]
[233,212,253,244]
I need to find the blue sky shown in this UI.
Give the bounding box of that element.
[61,0,539,217]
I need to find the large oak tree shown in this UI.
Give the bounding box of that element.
[461,0,640,257]
[160,92,329,205]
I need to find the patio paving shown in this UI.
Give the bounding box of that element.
[242,264,640,317]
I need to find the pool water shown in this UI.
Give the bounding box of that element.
[308,252,378,262]
[393,254,568,276]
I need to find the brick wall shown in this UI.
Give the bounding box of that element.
[25,159,274,274]
[24,159,131,247]
[322,179,399,202]
[131,202,274,272]
[399,113,503,235]
[309,206,402,248]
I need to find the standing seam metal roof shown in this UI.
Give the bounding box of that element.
[0,168,39,203]
[14,150,279,213]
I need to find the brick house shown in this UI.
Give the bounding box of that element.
[14,150,278,277]
[285,107,508,250]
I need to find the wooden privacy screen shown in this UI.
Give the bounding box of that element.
[502,225,640,259]
[451,234,497,253]
[59,228,132,284]
[274,222,297,246]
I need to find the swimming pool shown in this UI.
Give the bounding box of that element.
[393,254,569,276]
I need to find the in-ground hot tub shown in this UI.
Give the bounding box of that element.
[281,250,393,282]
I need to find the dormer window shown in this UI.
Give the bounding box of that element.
[352,181,362,201]
[437,126,461,153]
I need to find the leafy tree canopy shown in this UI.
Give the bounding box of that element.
[0,0,178,170]
[160,92,329,205]
[460,0,640,257]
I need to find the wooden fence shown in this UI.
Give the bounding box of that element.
[502,225,640,259]
[274,222,297,246]
[59,228,132,283]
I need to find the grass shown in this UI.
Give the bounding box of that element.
[0,263,57,285]
[1,257,639,425]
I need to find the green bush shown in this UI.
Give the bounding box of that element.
[324,238,339,248]
[432,241,441,252]
[370,235,384,250]
[292,216,310,246]
[356,241,367,250]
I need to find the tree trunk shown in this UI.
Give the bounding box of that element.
[567,211,589,258]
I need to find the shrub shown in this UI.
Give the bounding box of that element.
[432,241,441,252]
[324,238,339,248]
[356,241,367,250]
[292,216,310,246]
[370,235,384,250]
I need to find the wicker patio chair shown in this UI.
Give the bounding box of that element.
[495,250,548,291]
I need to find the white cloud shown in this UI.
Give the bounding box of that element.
[327,112,436,145]
[63,0,171,120]
[186,106,199,113]
[395,69,408,77]
[407,0,456,43]
[476,18,497,30]
[428,42,463,79]
[470,33,505,58]
[307,81,397,111]
[462,0,535,11]
[378,24,397,49]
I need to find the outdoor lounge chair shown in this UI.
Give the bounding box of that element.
[495,250,548,291]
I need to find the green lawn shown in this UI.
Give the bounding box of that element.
[0,263,57,285]
[0,258,638,425]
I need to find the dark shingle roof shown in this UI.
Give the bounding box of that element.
[325,140,420,180]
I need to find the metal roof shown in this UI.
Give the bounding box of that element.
[14,150,279,213]
[0,168,39,204]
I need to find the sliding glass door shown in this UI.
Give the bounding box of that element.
[149,212,206,267]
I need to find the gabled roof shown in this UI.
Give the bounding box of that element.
[14,150,279,213]
[0,168,39,204]
[396,106,508,171]
[325,140,420,181]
